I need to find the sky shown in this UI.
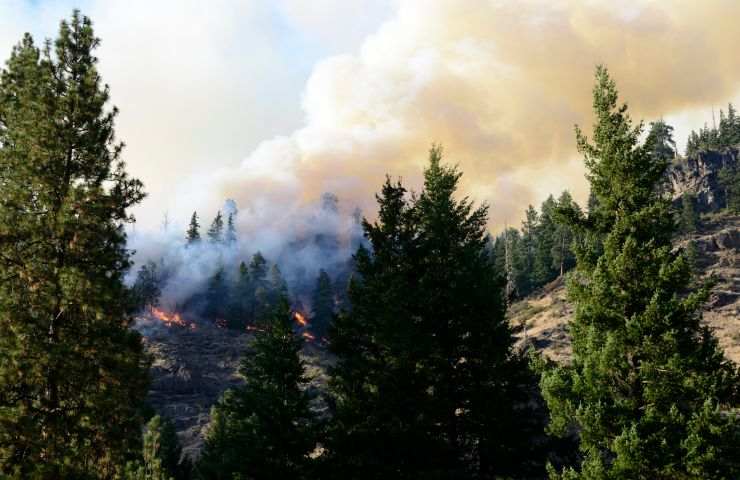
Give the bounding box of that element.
[2,0,740,233]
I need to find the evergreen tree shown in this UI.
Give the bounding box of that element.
[225,212,237,245]
[0,12,149,477]
[680,193,700,234]
[268,264,289,307]
[540,66,740,479]
[552,191,579,277]
[197,297,315,480]
[186,211,201,244]
[718,164,740,213]
[226,261,251,329]
[311,269,334,339]
[327,147,542,478]
[204,266,228,321]
[125,416,187,480]
[249,252,269,320]
[134,260,162,311]
[207,211,224,244]
[645,119,676,162]
[534,195,558,286]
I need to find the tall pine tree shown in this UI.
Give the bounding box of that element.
[540,66,740,479]
[197,297,315,479]
[327,147,542,478]
[207,211,224,244]
[186,211,201,244]
[0,12,149,477]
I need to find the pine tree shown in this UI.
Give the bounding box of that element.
[134,260,162,311]
[718,164,740,213]
[207,211,224,244]
[551,191,580,277]
[0,12,149,477]
[197,297,315,479]
[327,147,543,478]
[226,261,251,330]
[225,212,237,245]
[680,193,700,234]
[534,195,558,285]
[205,266,228,322]
[311,269,334,339]
[186,211,201,244]
[125,415,186,480]
[645,119,676,162]
[540,66,740,479]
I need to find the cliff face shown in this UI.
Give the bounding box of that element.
[667,148,737,211]
[510,213,740,365]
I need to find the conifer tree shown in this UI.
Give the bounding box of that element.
[205,266,228,321]
[0,12,149,477]
[551,191,579,277]
[327,147,542,478]
[540,66,740,479]
[718,164,740,213]
[207,211,224,244]
[134,260,162,311]
[186,211,201,244]
[197,297,315,479]
[225,212,237,244]
[680,193,700,234]
[311,269,334,338]
[226,261,251,329]
[125,415,186,480]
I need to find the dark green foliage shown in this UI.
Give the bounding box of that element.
[207,211,224,244]
[204,266,228,323]
[685,103,740,156]
[718,164,740,213]
[197,297,315,479]
[491,192,581,299]
[326,147,543,479]
[311,269,334,338]
[134,260,162,311]
[225,212,237,245]
[552,191,580,276]
[0,11,149,478]
[540,66,740,479]
[125,416,189,480]
[645,119,676,162]
[680,193,700,233]
[186,212,201,244]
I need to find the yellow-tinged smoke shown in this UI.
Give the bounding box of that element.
[212,0,740,231]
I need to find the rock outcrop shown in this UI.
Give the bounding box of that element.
[667,148,737,211]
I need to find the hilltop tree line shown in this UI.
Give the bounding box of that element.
[134,209,340,336]
[1,12,739,480]
[490,191,582,299]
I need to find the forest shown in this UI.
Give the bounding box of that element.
[0,11,739,480]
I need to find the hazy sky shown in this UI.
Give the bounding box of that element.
[2,0,740,232]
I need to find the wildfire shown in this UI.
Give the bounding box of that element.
[294,311,308,327]
[151,307,195,330]
[302,331,316,341]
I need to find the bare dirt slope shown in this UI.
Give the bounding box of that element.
[509,213,740,365]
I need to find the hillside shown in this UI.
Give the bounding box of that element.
[509,212,740,365]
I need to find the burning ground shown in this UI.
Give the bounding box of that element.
[135,307,332,459]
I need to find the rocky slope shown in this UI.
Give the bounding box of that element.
[509,213,740,365]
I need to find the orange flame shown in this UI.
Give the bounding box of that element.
[294,312,308,327]
[151,307,190,328]
[302,331,316,341]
